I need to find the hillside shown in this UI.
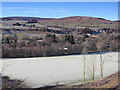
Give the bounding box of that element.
[1,16,53,21]
[52,71,120,89]
[39,16,118,29]
[1,16,118,29]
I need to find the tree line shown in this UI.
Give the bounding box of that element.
[2,33,119,58]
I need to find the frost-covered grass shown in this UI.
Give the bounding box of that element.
[0,52,118,88]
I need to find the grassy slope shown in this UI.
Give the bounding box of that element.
[2,75,30,89]
[57,71,120,89]
[39,16,118,29]
[1,16,118,29]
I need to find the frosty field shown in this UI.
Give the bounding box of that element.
[0,52,119,88]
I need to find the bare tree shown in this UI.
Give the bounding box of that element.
[92,60,95,82]
[83,56,86,84]
[85,56,95,83]
[96,41,105,78]
[99,53,104,78]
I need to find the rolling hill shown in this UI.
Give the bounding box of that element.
[1,16,118,29]
[39,16,118,29]
[1,16,54,21]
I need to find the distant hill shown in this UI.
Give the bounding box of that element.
[113,20,120,22]
[1,16,118,29]
[1,16,54,21]
[39,16,118,29]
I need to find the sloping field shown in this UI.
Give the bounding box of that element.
[1,52,119,88]
[1,16,118,29]
[39,16,117,29]
[55,71,120,89]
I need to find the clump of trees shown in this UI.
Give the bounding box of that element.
[82,28,92,34]
[65,34,75,44]
[13,23,21,26]
[27,19,38,23]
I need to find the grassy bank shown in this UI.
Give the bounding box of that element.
[2,75,30,89]
[54,71,120,89]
